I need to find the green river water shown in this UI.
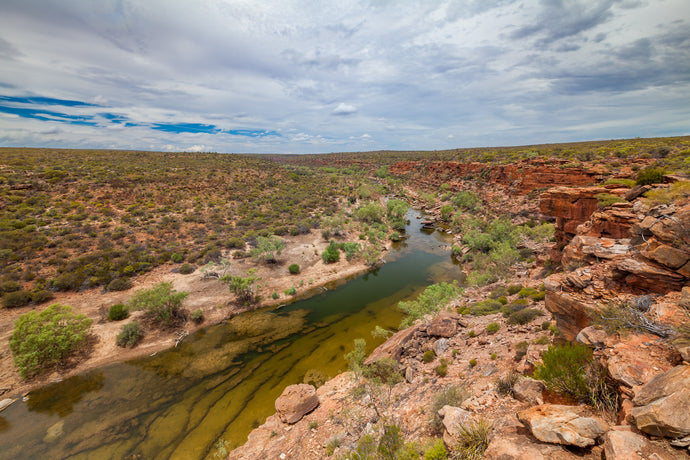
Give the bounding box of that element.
[0,211,463,459]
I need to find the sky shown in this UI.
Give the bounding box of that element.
[0,0,688,154]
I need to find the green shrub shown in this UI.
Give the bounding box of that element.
[495,371,519,397]
[423,350,436,363]
[435,359,448,376]
[507,284,523,295]
[2,290,31,308]
[514,341,529,360]
[468,330,476,338]
[469,358,477,367]
[530,291,545,301]
[250,235,285,263]
[285,286,297,296]
[595,193,625,209]
[126,282,188,327]
[490,352,497,360]
[271,292,279,300]
[497,296,508,305]
[605,178,636,187]
[541,321,551,330]
[486,323,500,334]
[30,290,54,304]
[533,343,591,401]
[108,303,129,321]
[378,424,403,459]
[636,167,665,185]
[507,308,544,325]
[288,263,300,274]
[455,418,491,460]
[430,385,469,433]
[0,280,21,293]
[321,240,340,264]
[470,299,502,316]
[107,277,132,292]
[489,286,507,299]
[178,263,195,274]
[423,439,448,460]
[10,303,92,378]
[170,252,184,263]
[116,321,143,348]
[399,282,461,328]
[221,268,258,303]
[191,309,204,323]
[517,287,538,298]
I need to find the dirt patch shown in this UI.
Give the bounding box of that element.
[0,231,388,399]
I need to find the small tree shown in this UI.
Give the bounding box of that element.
[10,303,92,379]
[126,282,188,327]
[222,268,259,303]
[250,235,285,263]
[322,240,341,264]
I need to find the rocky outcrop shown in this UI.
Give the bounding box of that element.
[484,416,584,460]
[518,404,608,448]
[427,312,464,337]
[576,206,637,240]
[562,236,631,267]
[631,365,690,438]
[544,281,593,341]
[438,405,472,445]
[614,258,686,293]
[603,427,683,459]
[364,325,419,364]
[275,384,319,424]
[539,186,606,246]
[513,378,545,405]
[606,339,674,388]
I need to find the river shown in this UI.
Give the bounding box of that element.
[0,210,464,459]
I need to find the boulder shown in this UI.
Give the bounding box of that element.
[484,415,582,460]
[641,242,690,270]
[438,405,472,445]
[540,186,604,245]
[365,325,419,364]
[614,258,686,293]
[434,338,449,355]
[427,312,463,337]
[680,286,690,310]
[606,341,670,388]
[577,208,637,240]
[576,326,609,349]
[274,384,319,424]
[625,185,650,201]
[603,427,681,460]
[0,398,14,413]
[544,287,592,341]
[631,365,690,438]
[562,236,630,266]
[518,404,609,448]
[513,377,545,405]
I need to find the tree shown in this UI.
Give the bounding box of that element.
[222,268,259,303]
[250,235,285,263]
[322,240,341,264]
[126,282,188,327]
[10,303,92,379]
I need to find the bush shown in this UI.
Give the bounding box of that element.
[0,280,21,293]
[321,240,340,264]
[399,281,461,328]
[514,341,529,360]
[170,252,184,263]
[507,284,523,295]
[108,303,129,321]
[455,418,491,460]
[435,359,448,377]
[31,290,54,304]
[595,193,625,209]
[470,299,502,316]
[285,286,297,296]
[495,371,519,397]
[430,385,469,433]
[486,322,500,334]
[178,263,195,274]
[250,235,285,263]
[533,342,591,401]
[107,277,132,292]
[423,350,436,363]
[2,290,31,308]
[221,268,259,304]
[288,263,300,274]
[469,358,477,367]
[497,296,508,305]
[507,308,544,325]
[517,287,538,298]
[10,303,92,378]
[116,321,143,348]
[126,282,188,327]
[424,439,448,460]
[191,309,204,323]
[636,167,665,185]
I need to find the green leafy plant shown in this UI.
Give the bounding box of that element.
[399,281,461,328]
[288,263,300,274]
[495,371,519,397]
[507,308,544,325]
[469,358,477,367]
[222,268,259,304]
[595,193,625,209]
[636,167,665,185]
[116,321,143,348]
[435,359,448,377]
[178,263,195,274]
[423,439,448,460]
[2,290,31,308]
[126,282,188,327]
[486,322,500,334]
[10,303,92,378]
[108,303,129,321]
[322,240,341,264]
[533,342,592,401]
[191,309,204,323]
[250,235,285,263]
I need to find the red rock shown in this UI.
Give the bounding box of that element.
[427,312,464,337]
[365,325,419,364]
[603,427,680,459]
[632,365,690,438]
[275,384,319,424]
[544,286,593,341]
[517,404,609,448]
[615,258,685,293]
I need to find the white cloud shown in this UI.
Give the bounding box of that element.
[332,103,357,116]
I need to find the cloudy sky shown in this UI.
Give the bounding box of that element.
[0,0,688,154]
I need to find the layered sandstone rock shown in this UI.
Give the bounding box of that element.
[631,365,690,438]
[275,384,319,424]
[517,404,609,448]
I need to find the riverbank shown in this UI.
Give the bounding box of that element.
[0,230,392,400]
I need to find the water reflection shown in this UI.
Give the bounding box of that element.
[26,372,105,417]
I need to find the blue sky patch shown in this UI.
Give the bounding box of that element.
[0,104,98,126]
[152,123,220,134]
[0,95,98,107]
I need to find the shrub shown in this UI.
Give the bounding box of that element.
[107,277,132,292]
[221,268,259,304]
[250,235,285,263]
[469,358,477,367]
[10,303,92,378]
[595,193,625,209]
[430,385,469,433]
[489,286,507,299]
[285,286,297,296]
[517,287,538,298]
[108,303,129,321]
[514,341,529,360]
[636,167,665,185]
[435,359,448,377]
[126,282,188,327]
[495,371,520,397]
[507,308,544,325]
[470,299,502,316]
[178,263,195,274]
[399,281,461,328]
[486,323,500,334]
[2,290,31,308]
[30,290,54,304]
[424,439,448,460]
[530,291,545,301]
[288,263,300,274]
[455,418,491,460]
[490,352,497,360]
[0,280,21,293]
[321,240,340,264]
[116,321,143,348]
[533,343,591,401]
[271,292,279,300]
[170,252,184,263]
[497,296,508,305]
[468,330,476,338]
[191,309,204,323]
[507,284,523,295]
[423,350,436,363]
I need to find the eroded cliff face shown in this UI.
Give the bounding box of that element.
[232,170,690,460]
